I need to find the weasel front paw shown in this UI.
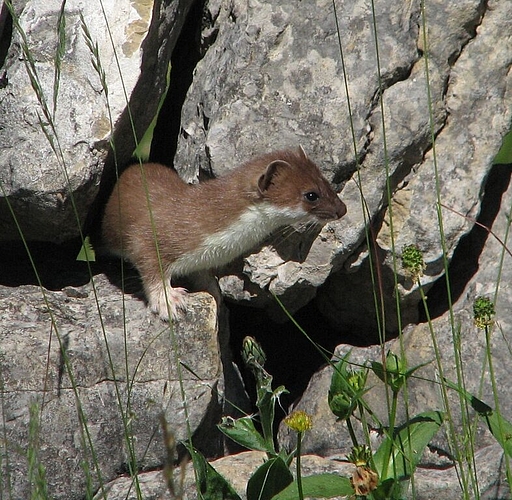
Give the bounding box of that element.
[146,281,188,322]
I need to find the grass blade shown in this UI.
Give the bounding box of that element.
[444,378,512,458]
[53,0,67,118]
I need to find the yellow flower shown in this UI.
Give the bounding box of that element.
[284,410,313,433]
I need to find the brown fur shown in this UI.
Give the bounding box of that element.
[101,148,346,320]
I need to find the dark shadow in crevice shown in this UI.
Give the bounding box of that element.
[0,239,102,289]
[150,0,216,166]
[0,3,12,72]
[227,299,351,414]
[419,163,512,322]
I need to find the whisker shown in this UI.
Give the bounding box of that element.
[269,218,321,248]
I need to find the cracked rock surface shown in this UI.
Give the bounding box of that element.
[0,274,231,499]
[173,0,511,335]
[0,0,193,242]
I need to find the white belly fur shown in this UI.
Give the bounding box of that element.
[170,202,306,277]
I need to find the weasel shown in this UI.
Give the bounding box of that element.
[101,147,347,321]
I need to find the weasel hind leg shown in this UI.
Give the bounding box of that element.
[145,277,188,322]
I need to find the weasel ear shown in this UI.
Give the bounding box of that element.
[298,145,308,159]
[258,160,291,195]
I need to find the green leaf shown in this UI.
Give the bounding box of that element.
[494,129,512,165]
[370,477,402,500]
[76,235,96,262]
[187,445,242,500]
[218,416,272,453]
[247,456,293,500]
[133,62,171,161]
[444,378,512,457]
[329,352,353,396]
[373,411,443,481]
[256,383,288,454]
[271,474,354,499]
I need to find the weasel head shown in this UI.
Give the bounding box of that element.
[256,147,347,224]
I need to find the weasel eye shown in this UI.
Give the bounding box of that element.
[304,191,320,202]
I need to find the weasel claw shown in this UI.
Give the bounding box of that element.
[147,282,189,322]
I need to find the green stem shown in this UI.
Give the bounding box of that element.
[296,431,304,500]
[381,389,399,481]
[346,417,359,447]
[484,325,512,485]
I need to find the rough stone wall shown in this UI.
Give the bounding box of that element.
[0,0,192,242]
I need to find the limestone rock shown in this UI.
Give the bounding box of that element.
[318,0,512,335]
[1,0,512,498]
[92,445,509,499]
[93,451,355,500]
[0,0,193,242]
[0,275,228,500]
[175,0,511,324]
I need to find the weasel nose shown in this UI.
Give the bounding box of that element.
[335,198,347,219]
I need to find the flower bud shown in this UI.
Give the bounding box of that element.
[328,356,368,420]
[242,336,266,370]
[371,351,406,394]
[473,296,495,329]
[284,410,313,433]
[401,244,426,281]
